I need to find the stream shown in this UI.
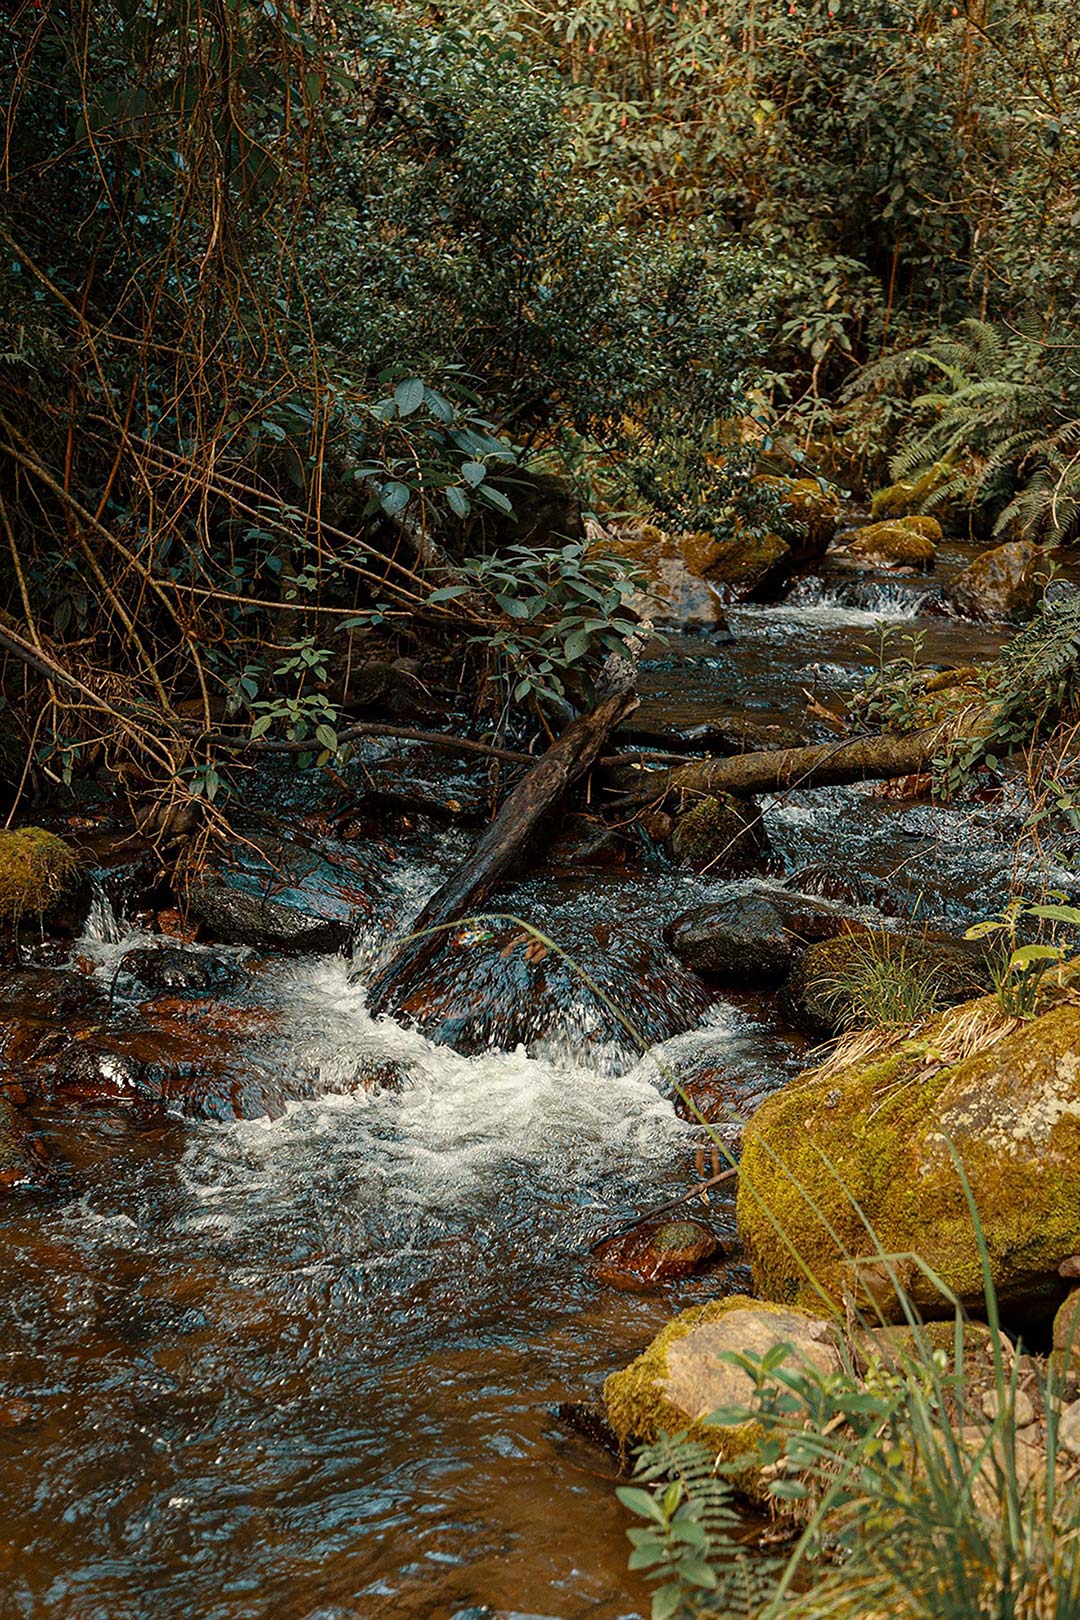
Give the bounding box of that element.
[0,537,1070,1619]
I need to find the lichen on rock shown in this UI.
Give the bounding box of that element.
[738,996,1080,1319]
[0,828,80,924]
[603,1293,840,1498]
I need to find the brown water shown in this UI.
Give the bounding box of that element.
[0,545,1070,1620]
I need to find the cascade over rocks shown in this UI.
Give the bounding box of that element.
[738,994,1080,1319]
[380,918,713,1070]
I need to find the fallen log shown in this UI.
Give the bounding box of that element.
[605,723,965,807]
[364,689,636,1013]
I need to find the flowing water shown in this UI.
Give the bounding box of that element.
[0,542,1069,1619]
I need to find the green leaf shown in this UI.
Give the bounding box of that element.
[615,1486,665,1525]
[446,487,470,519]
[1009,944,1063,969]
[478,484,514,515]
[381,482,411,517]
[563,628,593,661]
[677,1556,719,1590]
[462,459,487,487]
[250,714,274,739]
[495,593,531,620]
[315,724,338,753]
[651,1583,683,1620]
[394,377,425,416]
[769,1478,809,1501]
[1026,903,1080,926]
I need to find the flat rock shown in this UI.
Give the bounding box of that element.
[667,895,793,985]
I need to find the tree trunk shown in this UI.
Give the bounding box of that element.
[604,724,962,807]
[364,690,636,1012]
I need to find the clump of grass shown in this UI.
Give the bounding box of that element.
[817,933,945,1033]
[0,827,79,923]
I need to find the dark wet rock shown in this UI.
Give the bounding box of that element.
[766,887,864,944]
[498,467,583,548]
[780,930,991,1036]
[948,539,1040,623]
[784,864,876,910]
[342,658,435,720]
[118,945,219,994]
[48,1044,153,1105]
[593,1219,720,1288]
[0,1095,47,1192]
[381,919,713,1071]
[0,967,108,1022]
[184,832,389,952]
[700,528,792,602]
[667,895,793,986]
[671,794,764,874]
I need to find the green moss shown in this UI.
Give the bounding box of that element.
[870,462,951,520]
[757,475,842,555]
[701,529,791,593]
[0,828,79,922]
[603,1295,834,1498]
[672,793,760,871]
[738,1000,1080,1318]
[846,520,937,569]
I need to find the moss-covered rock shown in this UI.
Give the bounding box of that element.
[603,1294,840,1497]
[837,518,938,571]
[738,998,1080,1319]
[0,829,80,926]
[756,475,842,558]
[948,539,1040,623]
[671,794,764,874]
[870,463,951,520]
[700,528,792,601]
[779,930,988,1035]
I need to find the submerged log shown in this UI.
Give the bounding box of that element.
[606,723,965,807]
[365,690,636,1013]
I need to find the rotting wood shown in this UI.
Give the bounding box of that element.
[364,689,636,1014]
[603,718,993,807]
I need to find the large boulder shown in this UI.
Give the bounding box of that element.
[671,795,764,874]
[948,540,1040,623]
[603,1294,841,1495]
[780,929,988,1035]
[382,918,713,1071]
[700,528,792,602]
[738,996,1080,1319]
[667,894,794,986]
[757,475,843,558]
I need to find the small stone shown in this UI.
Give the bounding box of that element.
[593,1219,720,1289]
[1053,1290,1080,1367]
[1059,1401,1080,1460]
[981,1388,1035,1429]
[120,945,216,994]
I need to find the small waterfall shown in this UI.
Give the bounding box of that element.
[81,873,123,944]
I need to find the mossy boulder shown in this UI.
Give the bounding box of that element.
[756,475,842,558]
[780,930,988,1036]
[603,1294,840,1497]
[837,518,938,571]
[671,794,764,874]
[870,462,951,520]
[700,528,792,601]
[738,998,1080,1319]
[948,539,1040,623]
[0,829,80,927]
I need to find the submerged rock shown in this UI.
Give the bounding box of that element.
[671,794,764,874]
[604,1294,840,1496]
[948,539,1040,623]
[184,832,389,952]
[738,995,1080,1319]
[593,1219,720,1289]
[667,894,793,986]
[382,919,713,1070]
[118,944,218,993]
[0,1095,47,1192]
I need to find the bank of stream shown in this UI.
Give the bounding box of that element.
[0,533,1073,1619]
